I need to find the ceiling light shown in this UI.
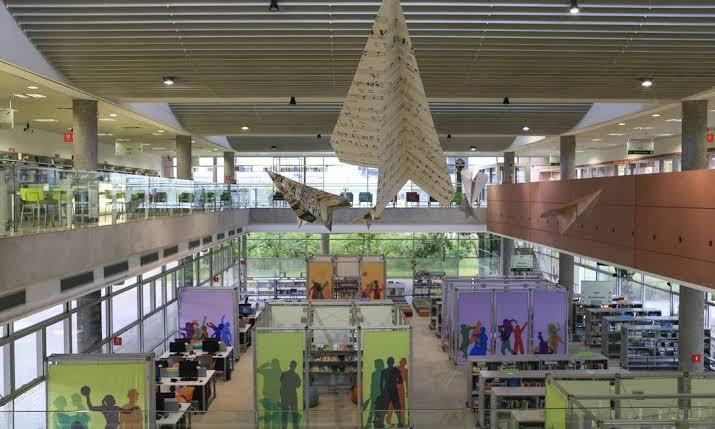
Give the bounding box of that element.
[271,145,277,150]
[269,0,279,11]
[33,118,57,122]
[97,133,113,136]
[618,122,626,126]
[109,113,118,118]
[569,0,580,14]
[641,79,653,88]
[241,126,249,131]
[212,148,218,151]
[576,150,585,153]
[26,94,46,99]
[151,133,163,136]
[656,133,674,137]
[289,96,296,105]
[152,147,167,150]
[503,97,510,105]
[522,126,530,132]
[633,126,654,130]
[157,129,165,133]
[592,138,602,142]
[665,118,682,123]
[608,133,625,136]
[651,113,661,117]
[607,143,619,146]
[27,86,39,90]
[12,94,28,99]
[162,76,175,86]
[470,146,476,151]
[115,138,130,142]
[99,118,116,122]
[447,133,452,139]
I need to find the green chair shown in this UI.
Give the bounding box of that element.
[19,187,46,228]
[48,189,70,226]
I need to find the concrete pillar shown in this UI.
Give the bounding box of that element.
[679,100,708,373]
[500,152,515,276]
[223,151,236,184]
[72,99,98,171]
[76,291,102,352]
[320,234,330,255]
[176,135,192,180]
[559,135,576,330]
[241,235,248,286]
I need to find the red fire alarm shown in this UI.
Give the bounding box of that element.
[692,353,702,364]
[225,175,232,182]
[707,133,714,144]
[63,132,73,143]
[213,275,220,283]
[113,337,122,346]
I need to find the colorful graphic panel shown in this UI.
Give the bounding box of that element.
[47,360,147,429]
[532,290,567,354]
[545,381,567,429]
[456,291,492,363]
[256,331,305,429]
[360,261,385,300]
[494,291,529,356]
[178,288,236,346]
[361,330,410,429]
[307,261,333,299]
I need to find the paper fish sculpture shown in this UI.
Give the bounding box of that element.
[540,189,603,234]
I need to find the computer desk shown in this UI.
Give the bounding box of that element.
[157,370,216,411]
[156,402,192,429]
[160,347,235,381]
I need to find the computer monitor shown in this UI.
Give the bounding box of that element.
[154,360,168,381]
[202,338,220,353]
[239,303,252,317]
[155,392,173,411]
[179,361,199,378]
[169,341,187,353]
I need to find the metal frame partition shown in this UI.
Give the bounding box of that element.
[45,353,156,429]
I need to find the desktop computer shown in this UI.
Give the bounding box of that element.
[202,338,220,353]
[169,341,187,353]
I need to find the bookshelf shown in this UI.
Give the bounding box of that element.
[429,297,442,336]
[488,387,545,429]
[620,326,711,370]
[584,307,661,347]
[309,343,358,389]
[600,316,677,358]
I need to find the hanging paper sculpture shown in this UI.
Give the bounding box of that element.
[459,168,489,216]
[267,171,351,231]
[0,100,16,129]
[540,189,602,234]
[330,0,453,223]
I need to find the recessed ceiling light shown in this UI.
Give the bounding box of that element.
[115,138,131,142]
[522,126,530,132]
[153,147,167,150]
[576,150,585,153]
[607,143,619,146]
[97,133,113,136]
[641,79,653,88]
[656,133,674,137]
[162,76,175,86]
[12,94,28,99]
[633,126,655,130]
[27,86,39,90]
[569,0,580,14]
[592,138,602,142]
[109,113,118,117]
[33,118,57,122]
[212,148,218,151]
[470,146,476,151]
[608,133,625,136]
[191,140,196,143]
[241,126,249,131]
[618,122,626,126]
[26,93,46,99]
[99,118,116,122]
[151,133,163,136]
[651,113,661,117]
[665,118,682,123]
[157,130,165,133]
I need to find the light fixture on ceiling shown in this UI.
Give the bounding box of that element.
[97,133,114,136]
[12,94,28,99]
[99,118,116,122]
[151,133,163,136]
[241,126,249,131]
[592,138,602,142]
[157,129,165,133]
[522,126,530,132]
[608,133,625,136]
[152,147,167,150]
[109,113,118,117]
[269,0,279,12]
[569,0,580,14]
[271,145,278,150]
[503,97,510,105]
[470,146,476,151]
[618,122,626,126]
[656,133,674,137]
[162,76,175,86]
[212,148,218,151]
[27,86,39,90]
[26,94,46,99]
[665,118,682,123]
[651,113,661,117]
[289,96,296,105]
[641,78,653,88]
[33,118,57,122]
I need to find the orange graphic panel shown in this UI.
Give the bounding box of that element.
[360,261,385,300]
[307,261,333,299]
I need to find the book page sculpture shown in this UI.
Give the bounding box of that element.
[267,171,351,231]
[540,189,603,234]
[330,0,453,224]
[459,168,489,216]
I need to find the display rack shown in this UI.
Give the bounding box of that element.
[584,306,661,347]
[332,277,361,299]
[246,278,307,301]
[572,302,601,342]
[309,342,358,390]
[620,325,711,370]
[601,316,677,358]
[488,386,544,429]
[429,297,442,336]
[412,270,444,297]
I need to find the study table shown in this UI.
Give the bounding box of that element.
[157,370,217,411]
[160,347,235,381]
[156,402,192,429]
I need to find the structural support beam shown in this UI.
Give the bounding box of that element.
[176,135,192,180]
[72,99,98,171]
[559,135,576,330]
[223,151,236,184]
[320,233,330,255]
[679,100,708,373]
[500,152,515,276]
[75,291,102,352]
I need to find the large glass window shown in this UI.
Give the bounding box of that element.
[13,305,63,332]
[14,333,39,388]
[45,321,65,357]
[13,381,45,428]
[112,287,138,333]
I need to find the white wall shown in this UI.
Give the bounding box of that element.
[0,127,162,171]
[576,136,681,166]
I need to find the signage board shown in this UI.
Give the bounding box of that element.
[580,280,617,305]
[627,138,654,155]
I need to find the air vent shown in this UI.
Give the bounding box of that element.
[104,261,129,278]
[121,126,142,129]
[217,233,225,240]
[189,239,200,249]
[0,290,26,312]
[60,271,94,292]
[228,229,236,236]
[202,235,213,245]
[163,245,179,258]
[140,252,159,266]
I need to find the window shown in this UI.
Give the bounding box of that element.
[14,333,39,388]
[13,381,45,429]
[13,305,63,332]
[45,321,65,357]
[142,311,164,352]
[112,287,138,333]
[142,282,153,315]
[112,276,137,293]
[0,345,8,397]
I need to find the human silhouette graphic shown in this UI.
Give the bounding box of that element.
[309,281,328,299]
[536,331,549,354]
[380,357,403,427]
[363,359,385,429]
[469,326,489,356]
[178,321,194,340]
[279,360,302,429]
[498,319,514,355]
[208,314,233,346]
[258,359,283,405]
[70,393,90,429]
[387,358,408,426]
[80,385,139,429]
[459,324,471,358]
[119,388,142,429]
[52,395,76,428]
[511,320,528,355]
[547,323,565,354]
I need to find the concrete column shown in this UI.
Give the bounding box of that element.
[559,135,576,329]
[241,235,248,286]
[679,100,708,373]
[72,99,98,171]
[76,291,102,352]
[320,233,330,255]
[500,152,515,276]
[176,135,192,180]
[223,151,236,184]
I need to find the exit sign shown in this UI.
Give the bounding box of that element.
[113,337,122,346]
[707,133,714,144]
[63,132,73,143]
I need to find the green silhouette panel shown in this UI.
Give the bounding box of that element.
[361,330,410,429]
[256,331,304,429]
[47,361,147,429]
